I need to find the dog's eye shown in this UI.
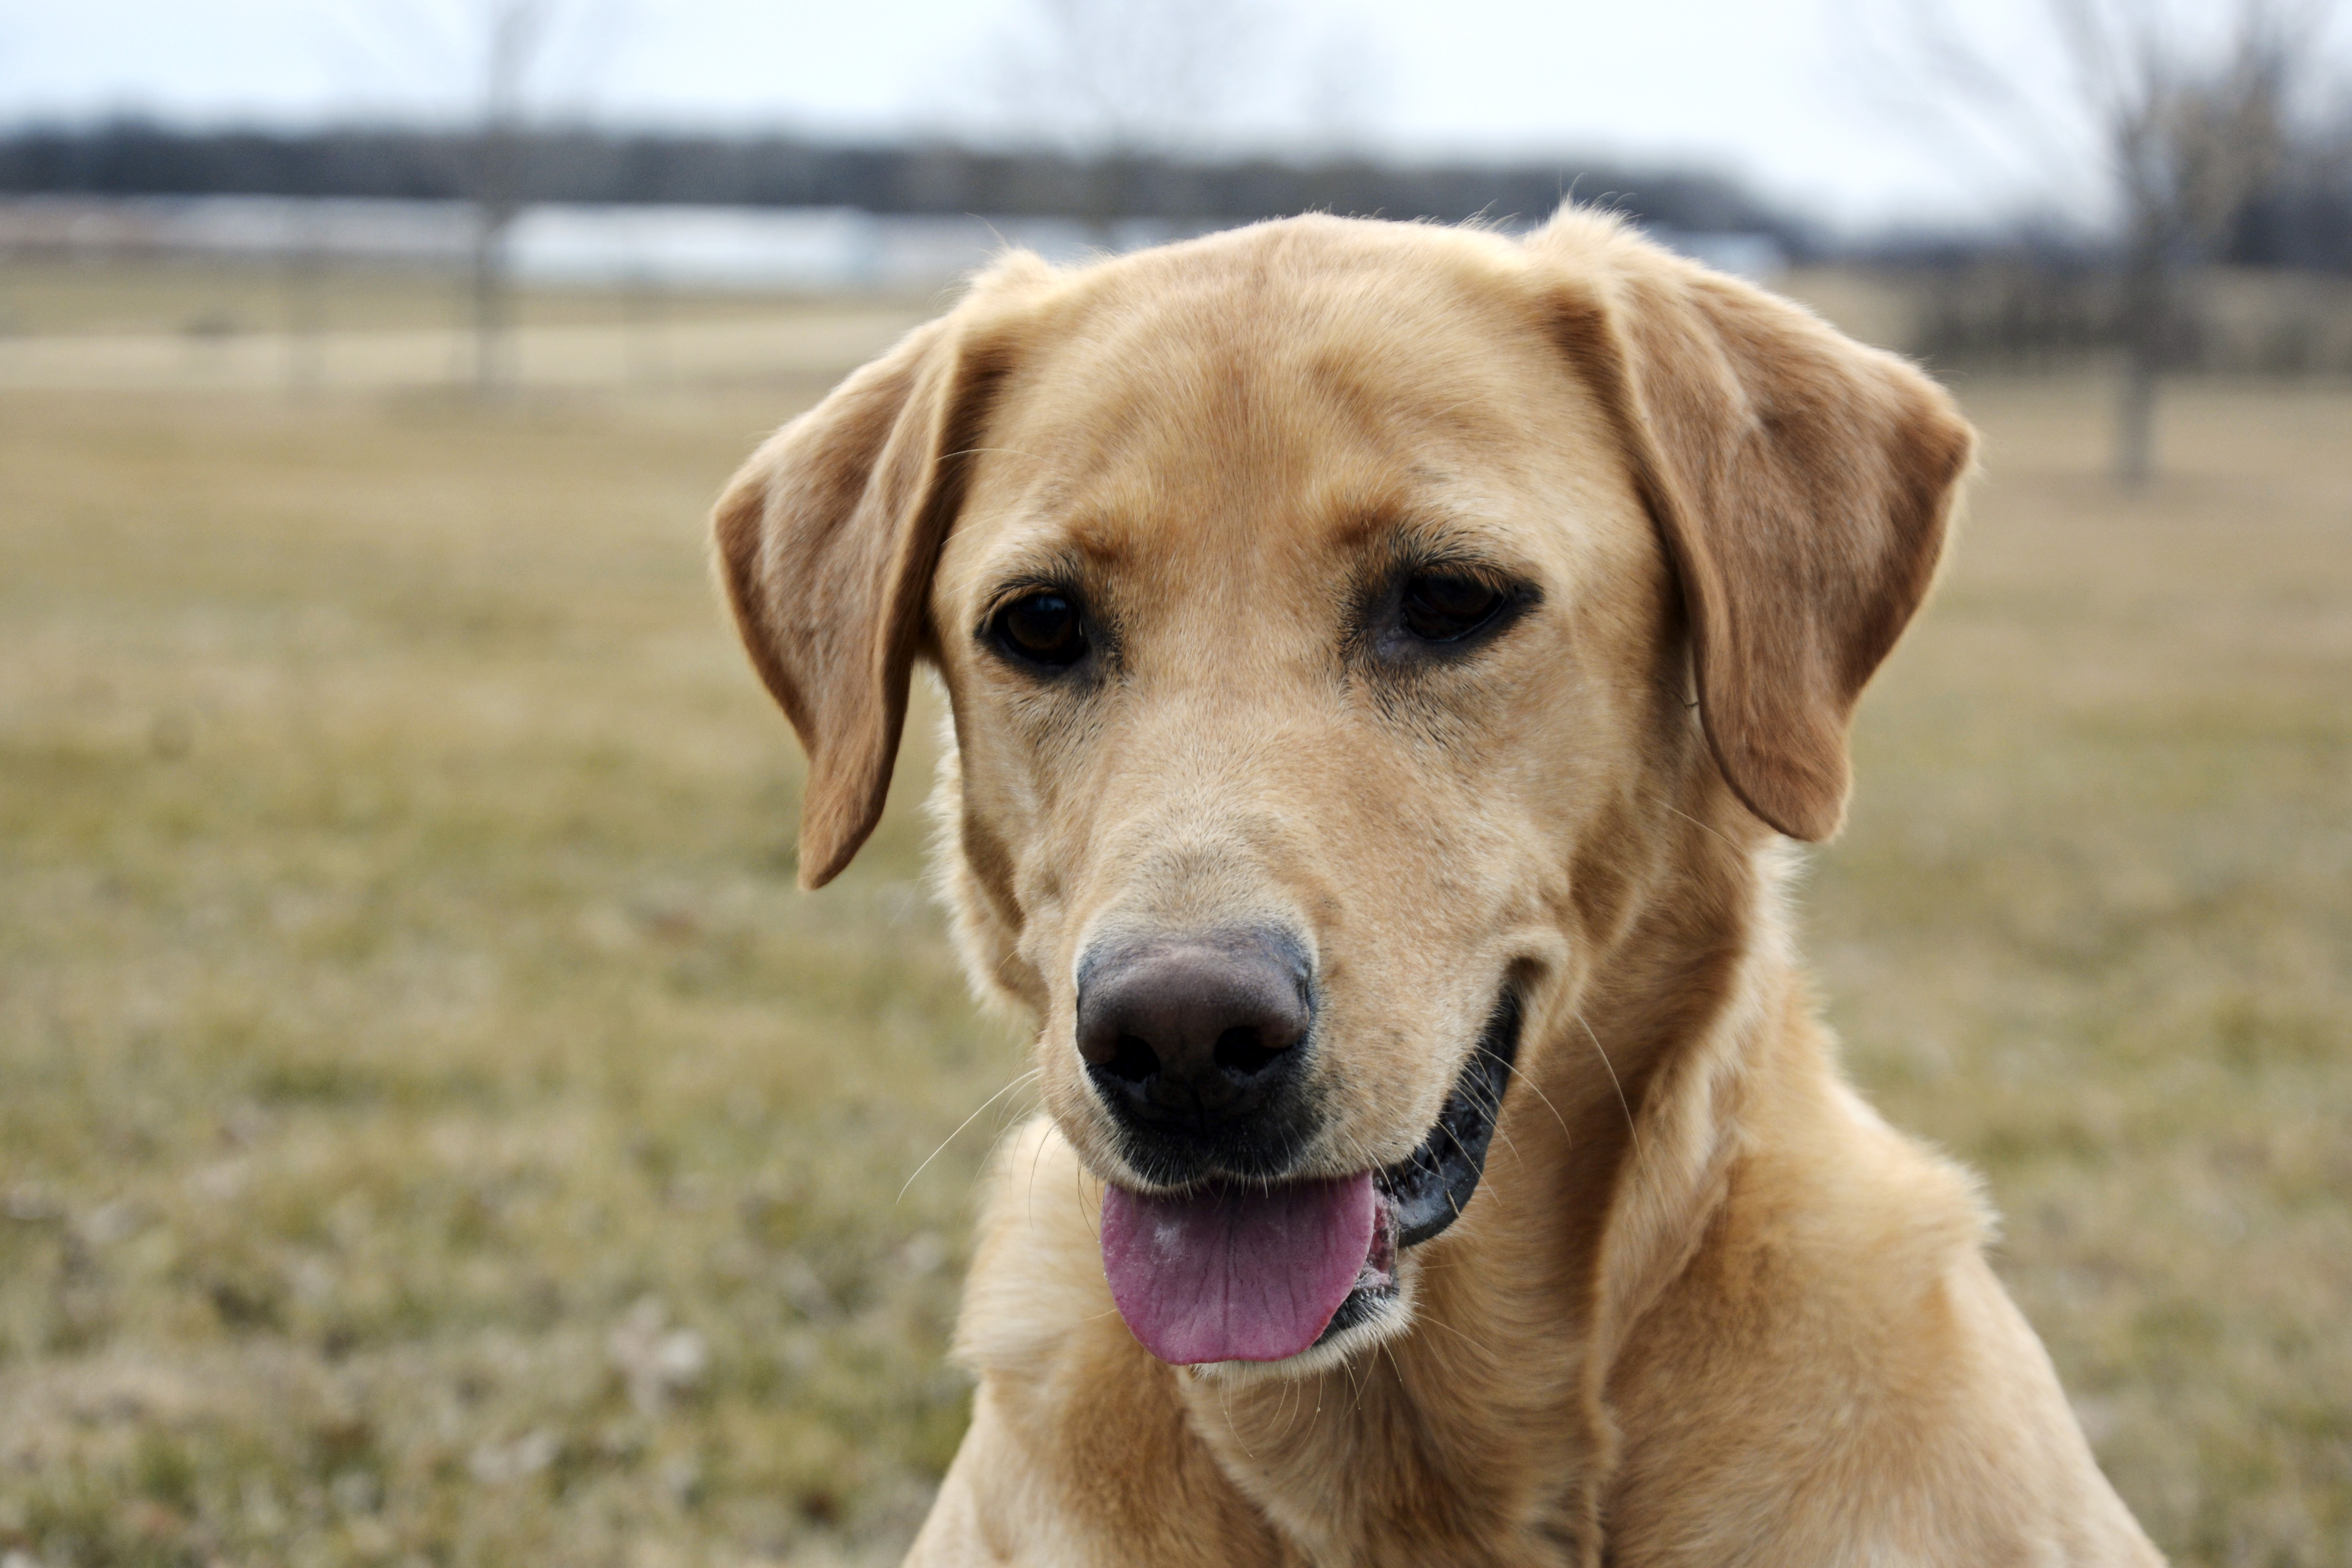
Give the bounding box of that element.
[992,592,1089,668]
[1399,573,1506,642]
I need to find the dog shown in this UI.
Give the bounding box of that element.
[711,208,2164,1566]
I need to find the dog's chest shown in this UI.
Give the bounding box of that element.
[1178,1360,1604,1568]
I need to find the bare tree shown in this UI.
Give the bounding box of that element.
[335,0,615,394]
[1865,0,2335,485]
[2059,0,2303,484]
[985,0,1394,240]
[466,0,551,395]
[282,205,331,395]
[989,0,1271,244]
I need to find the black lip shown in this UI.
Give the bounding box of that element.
[1310,986,1524,1350]
[1375,985,1524,1249]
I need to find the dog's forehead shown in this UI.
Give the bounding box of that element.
[953,226,1600,580]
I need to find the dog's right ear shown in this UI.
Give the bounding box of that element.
[712,311,1012,889]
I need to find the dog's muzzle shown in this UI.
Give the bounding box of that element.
[1083,958,1526,1366]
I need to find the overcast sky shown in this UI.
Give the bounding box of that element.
[1,0,2328,233]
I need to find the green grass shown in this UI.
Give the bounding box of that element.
[0,288,2346,1565]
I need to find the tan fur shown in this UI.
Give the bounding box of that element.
[713,209,2164,1567]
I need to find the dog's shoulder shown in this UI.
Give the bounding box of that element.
[1605,1047,2161,1566]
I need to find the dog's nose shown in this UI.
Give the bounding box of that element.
[1076,931,1312,1139]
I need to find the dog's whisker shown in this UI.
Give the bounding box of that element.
[1574,1006,1643,1162]
[1647,786,1744,857]
[1499,1056,1574,1150]
[1266,1373,1297,1443]
[1454,1071,1518,1158]
[1026,1114,1054,1232]
[1340,1349,1369,1414]
[1415,1304,1503,1368]
[901,1068,1042,1205]
[1378,1340,1410,1399]
[1480,1113,1526,1178]
[1218,1381,1256,1463]
[1334,1125,1381,1179]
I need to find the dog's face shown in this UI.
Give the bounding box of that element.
[931,244,1667,1176]
[715,214,1971,1370]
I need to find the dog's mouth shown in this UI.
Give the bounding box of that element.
[1098,988,1523,1366]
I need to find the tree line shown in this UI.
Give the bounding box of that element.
[0,120,1804,248]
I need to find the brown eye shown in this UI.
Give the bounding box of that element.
[992,591,1089,668]
[1399,573,1506,642]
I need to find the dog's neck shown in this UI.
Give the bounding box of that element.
[1171,807,1797,1567]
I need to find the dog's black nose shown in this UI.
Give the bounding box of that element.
[1076,930,1312,1152]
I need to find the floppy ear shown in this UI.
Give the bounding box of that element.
[1537,214,1975,841]
[712,315,1004,888]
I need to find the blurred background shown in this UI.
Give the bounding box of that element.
[1,1,2348,1564]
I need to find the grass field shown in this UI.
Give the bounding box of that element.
[0,270,2347,1567]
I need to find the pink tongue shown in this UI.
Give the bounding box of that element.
[1100,1173,1375,1365]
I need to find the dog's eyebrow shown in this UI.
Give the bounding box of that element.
[974,510,1134,574]
[1059,515,1137,569]
[1326,490,1451,549]
[1317,469,1511,557]
[1341,505,1513,574]
[974,549,1091,612]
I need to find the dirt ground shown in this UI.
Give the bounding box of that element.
[1,267,2346,1566]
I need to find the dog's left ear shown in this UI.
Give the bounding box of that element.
[1536,214,1976,841]
[712,303,1019,889]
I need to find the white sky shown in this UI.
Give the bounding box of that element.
[1,0,2326,234]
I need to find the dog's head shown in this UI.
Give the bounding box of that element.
[714,212,1972,1370]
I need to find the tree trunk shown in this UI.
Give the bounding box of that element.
[471,198,515,396]
[469,2,538,399]
[2114,331,2158,490]
[282,212,327,397]
[2113,224,2168,490]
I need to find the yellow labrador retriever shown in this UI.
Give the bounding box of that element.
[712,209,2163,1566]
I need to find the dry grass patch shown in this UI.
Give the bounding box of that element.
[0,381,1007,1566]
